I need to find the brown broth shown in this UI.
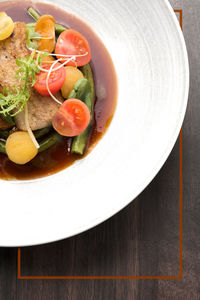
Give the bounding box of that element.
[0,0,118,180]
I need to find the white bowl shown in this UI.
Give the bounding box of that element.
[0,0,189,246]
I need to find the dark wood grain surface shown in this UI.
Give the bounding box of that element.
[1,0,200,299]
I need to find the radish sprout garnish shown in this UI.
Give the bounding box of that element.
[28,49,88,105]
[45,56,76,105]
[28,47,88,59]
[24,103,40,149]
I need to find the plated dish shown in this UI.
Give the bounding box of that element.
[0,0,117,180]
[0,0,189,246]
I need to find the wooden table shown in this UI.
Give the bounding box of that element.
[0,0,199,298]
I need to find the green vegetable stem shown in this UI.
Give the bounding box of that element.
[33,126,51,139]
[0,113,15,125]
[0,139,6,154]
[69,64,95,155]
[27,7,67,34]
[38,132,61,153]
[0,130,10,139]
[27,7,41,21]
[26,23,41,49]
[54,24,68,35]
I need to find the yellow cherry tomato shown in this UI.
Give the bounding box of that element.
[61,66,84,99]
[6,131,38,165]
[35,15,56,53]
[0,12,14,41]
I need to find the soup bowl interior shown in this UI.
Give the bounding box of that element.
[0,0,189,246]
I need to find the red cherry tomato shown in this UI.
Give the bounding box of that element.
[34,62,66,96]
[52,99,90,137]
[55,29,91,67]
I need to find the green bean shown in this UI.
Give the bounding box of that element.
[68,78,91,103]
[71,64,95,155]
[0,139,6,154]
[71,127,92,155]
[33,127,51,139]
[0,126,52,146]
[80,64,95,102]
[27,7,41,21]
[0,113,15,126]
[27,22,36,27]
[26,22,41,49]
[38,132,61,153]
[0,130,9,139]
[0,132,61,155]
[27,7,68,34]
[55,24,68,34]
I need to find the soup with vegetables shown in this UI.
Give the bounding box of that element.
[0,1,117,180]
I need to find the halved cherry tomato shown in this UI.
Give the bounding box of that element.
[34,62,66,96]
[52,99,90,137]
[61,66,84,98]
[0,12,14,41]
[35,15,56,52]
[55,29,91,67]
